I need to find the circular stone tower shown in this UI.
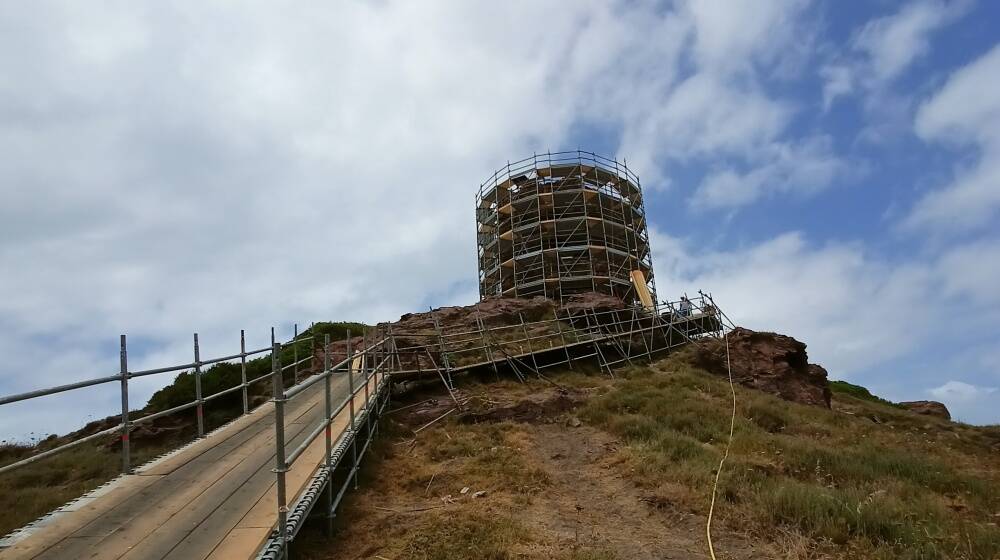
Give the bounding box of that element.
[476,151,656,307]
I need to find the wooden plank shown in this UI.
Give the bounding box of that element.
[2,374,381,560]
[235,376,379,531]
[90,395,323,560]
[204,528,268,560]
[119,399,324,560]
[32,537,104,560]
[25,388,321,560]
[164,377,351,560]
[138,404,273,477]
[630,269,655,311]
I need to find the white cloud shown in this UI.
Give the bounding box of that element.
[1,1,996,441]
[819,64,854,110]
[651,228,1000,425]
[651,230,937,375]
[690,136,846,209]
[682,0,810,75]
[852,0,969,84]
[905,44,1000,233]
[819,1,969,126]
[937,238,1000,305]
[928,380,998,403]
[0,1,830,439]
[616,0,820,195]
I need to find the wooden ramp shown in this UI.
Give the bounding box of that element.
[0,373,381,560]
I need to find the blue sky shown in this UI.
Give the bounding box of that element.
[1,1,998,439]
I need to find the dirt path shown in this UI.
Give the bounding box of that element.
[523,422,758,559]
[295,383,766,560]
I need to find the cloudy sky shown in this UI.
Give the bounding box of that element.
[1,0,998,439]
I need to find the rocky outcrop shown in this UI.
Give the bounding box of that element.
[898,400,951,420]
[396,296,557,332]
[685,327,831,408]
[559,292,627,316]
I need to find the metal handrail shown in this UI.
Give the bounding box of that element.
[0,323,325,476]
[265,324,394,556]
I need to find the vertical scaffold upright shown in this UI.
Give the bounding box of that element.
[476,150,657,307]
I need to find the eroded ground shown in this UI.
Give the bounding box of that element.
[295,373,768,560]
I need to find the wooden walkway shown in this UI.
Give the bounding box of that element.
[0,373,379,560]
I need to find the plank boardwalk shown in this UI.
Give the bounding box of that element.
[0,373,377,560]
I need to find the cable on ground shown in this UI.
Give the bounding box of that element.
[706,329,736,560]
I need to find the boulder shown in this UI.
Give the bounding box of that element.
[686,327,831,408]
[898,400,951,420]
[559,292,627,316]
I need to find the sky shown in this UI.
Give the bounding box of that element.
[1,0,998,440]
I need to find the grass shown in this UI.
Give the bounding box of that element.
[295,348,999,559]
[579,357,1000,559]
[0,442,174,536]
[296,414,543,560]
[399,513,524,560]
[829,379,901,407]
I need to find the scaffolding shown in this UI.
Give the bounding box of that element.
[477,150,656,306]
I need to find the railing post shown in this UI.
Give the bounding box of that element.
[194,333,204,437]
[311,325,318,372]
[346,330,358,490]
[430,309,454,389]
[119,334,131,474]
[363,330,370,411]
[293,323,299,385]
[240,329,248,415]
[271,343,289,557]
[519,313,541,377]
[555,312,574,369]
[323,334,333,536]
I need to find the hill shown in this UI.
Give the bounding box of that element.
[294,344,1000,559]
[1,298,997,559]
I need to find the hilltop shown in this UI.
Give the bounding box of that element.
[1,296,997,559]
[291,304,1000,560]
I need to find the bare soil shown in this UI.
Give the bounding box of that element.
[295,379,770,560]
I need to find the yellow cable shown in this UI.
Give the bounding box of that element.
[707,330,736,560]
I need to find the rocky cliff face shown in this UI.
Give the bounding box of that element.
[898,400,951,420]
[685,327,832,408]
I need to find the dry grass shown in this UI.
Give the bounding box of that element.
[0,441,174,536]
[580,356,1000,560]
[297,357,1000,558]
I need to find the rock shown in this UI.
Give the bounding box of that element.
[460,486,470,495]
[458,394,580,424]
[559,292,627,316]
[566,416,582,428]
[686,327,831,408]
[899,400,951,420]
[472,490,487,498]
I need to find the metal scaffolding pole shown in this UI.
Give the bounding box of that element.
[119,335,130,474]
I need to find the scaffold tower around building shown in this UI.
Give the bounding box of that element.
[476,150,657,307]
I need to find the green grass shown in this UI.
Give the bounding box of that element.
[0,442,173,536]
[829,380,901,407]
[400,513,524,560]
[578,357,1000,559]
[147,320,369,413]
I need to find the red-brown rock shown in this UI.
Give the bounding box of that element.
[898,400,951,420]
[685,327,832,408]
